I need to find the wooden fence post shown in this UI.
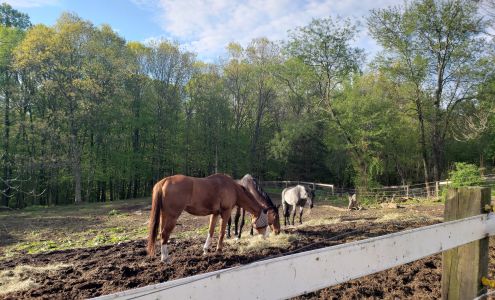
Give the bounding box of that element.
[406,185,409,198]
[435,181,439,198]
[442,187,491,300]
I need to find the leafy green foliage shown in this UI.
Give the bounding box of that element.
[1,3,495,208]
[0,3,30,29]
[449,162,484,188]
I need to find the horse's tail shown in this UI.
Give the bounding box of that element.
[147,180,163,256]
[281,188,287,211]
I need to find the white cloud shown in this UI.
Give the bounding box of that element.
[4,0,60,8]
[139,0,398,59]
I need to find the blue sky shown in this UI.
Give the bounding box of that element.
[6,0,397,61]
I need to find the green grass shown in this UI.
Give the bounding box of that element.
[3,225,149,257]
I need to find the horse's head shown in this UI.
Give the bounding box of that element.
[308,188,315,209]
[252,209,269,236]
[267,205,281,235]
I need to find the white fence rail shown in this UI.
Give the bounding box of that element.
[263,174,495,199]
[95,213,495,300]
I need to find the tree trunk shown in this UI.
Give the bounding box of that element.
[68,92,82,204]
[2,79,12,207]
[415,96,431,196]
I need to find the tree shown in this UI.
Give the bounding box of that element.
[15,13,128,203]
[144,39,195,179]
[0,3,29,206]
[223,43,253,177]
[246,38,279,176]
[285,17,366,186]
[186,63,231,175]
[368,0,492,183]
[0,3,30,29]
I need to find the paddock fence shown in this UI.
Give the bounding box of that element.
[95,187,493,300]
[262,173,495,205]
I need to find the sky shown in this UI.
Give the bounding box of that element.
[5,0,398,61]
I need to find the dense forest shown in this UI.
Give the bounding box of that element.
[1,0,494,207]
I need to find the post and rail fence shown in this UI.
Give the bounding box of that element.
[95,186,494,300]
[262,173,495,202]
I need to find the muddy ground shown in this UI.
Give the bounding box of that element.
[2,200,489,299]
[2,215,476,300]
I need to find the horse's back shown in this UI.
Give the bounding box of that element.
[283,186,300,205]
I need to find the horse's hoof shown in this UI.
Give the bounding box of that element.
[160,257,171,263]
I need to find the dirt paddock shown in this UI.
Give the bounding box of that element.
[1,201,494,299]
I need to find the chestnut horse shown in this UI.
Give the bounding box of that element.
[227,174,281,239]
[147,174,268,262]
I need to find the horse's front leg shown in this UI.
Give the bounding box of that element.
[217,210,231,252]
[291,206,297,225]
[299,206,304,224]
[238,208,246,239]
[203,214,219,255]
[227,216,232,239]
[283,202,289,226]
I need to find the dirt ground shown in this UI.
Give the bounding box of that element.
[0,198,466,300]
[1,219,447,300]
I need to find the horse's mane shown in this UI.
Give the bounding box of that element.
[242,174,276,209]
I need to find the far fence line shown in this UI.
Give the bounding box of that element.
[262,173,495,200]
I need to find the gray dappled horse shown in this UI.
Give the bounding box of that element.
[282,185,315,226]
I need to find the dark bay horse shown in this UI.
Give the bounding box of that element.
[227,174,281,239]
[147,174,268,262]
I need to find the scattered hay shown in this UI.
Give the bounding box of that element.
[375,213,442,223]
[375,213,403,223]
[380,203,400,209]
[0,263,72,295]
[227,232,299,253]
[297,217,343,228]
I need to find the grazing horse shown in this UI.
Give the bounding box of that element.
[282,185,314,226]
[147,174,268,262]
[227,174,281,239]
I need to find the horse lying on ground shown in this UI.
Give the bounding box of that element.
[227,174,281,239]
[147,174,268,262]
[282,185,315,226]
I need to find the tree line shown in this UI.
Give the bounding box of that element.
[1,0,494,207]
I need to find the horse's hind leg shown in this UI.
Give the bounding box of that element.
[283,202,289,226]
[227,216,232,239]
[236,208,246,239]
[160,215,178,263]
[234,206,241,237]
[217,210,231,252]
[299,206,304,224]
[204,214,219,254]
